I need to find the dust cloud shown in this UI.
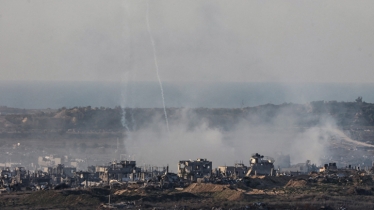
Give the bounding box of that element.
[124,108,336,171]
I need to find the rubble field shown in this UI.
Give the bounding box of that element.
[1,173,374,210]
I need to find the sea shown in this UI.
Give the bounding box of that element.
[0,81,374,109]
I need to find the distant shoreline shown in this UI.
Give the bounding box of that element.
[1,81,374,109]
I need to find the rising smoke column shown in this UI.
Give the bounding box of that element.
[120,2,135,158]
[146,0,170,133]
[121,1,132,131]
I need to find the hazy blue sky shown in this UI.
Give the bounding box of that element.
[1,0,373,83]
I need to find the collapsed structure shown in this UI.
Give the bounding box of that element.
[177,158,212,182]
[217,163,248,179]
[245,153,275,176]
[280,160,319,175]
[96,160,141,183]
[4,152,369,192]
[319,162,338,173]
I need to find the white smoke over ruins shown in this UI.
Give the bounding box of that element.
[124,107,336,171]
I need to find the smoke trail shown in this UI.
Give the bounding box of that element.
[121,106,130,131]
[121,1,132,131]
[120,2,134,157]
[121,72,131,131]
[146,0,170,133]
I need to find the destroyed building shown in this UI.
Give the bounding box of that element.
[96,160,141,183]
[46,164,77,185]
[245,153,275,176]
[38,155,65,167]
[178,158,212,182]
[14,167,30,187]
[319,162,338,173]
[217,163,248,178]
[159,171,181,188]
[281,160,318,175]
[38,155,84,170]
[3,153,374,194]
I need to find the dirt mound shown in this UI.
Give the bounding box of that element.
[184,183,228,193]
[183,183,244,201]
[247,176,291,189]
[285,179,308,188]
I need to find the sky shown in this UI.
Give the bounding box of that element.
[0,0,374,83]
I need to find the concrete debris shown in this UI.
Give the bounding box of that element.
[2,152,374,195]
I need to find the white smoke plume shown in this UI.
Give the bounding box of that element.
[124,108,336,171]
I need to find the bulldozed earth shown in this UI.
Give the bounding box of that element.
[1,174,374,209]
